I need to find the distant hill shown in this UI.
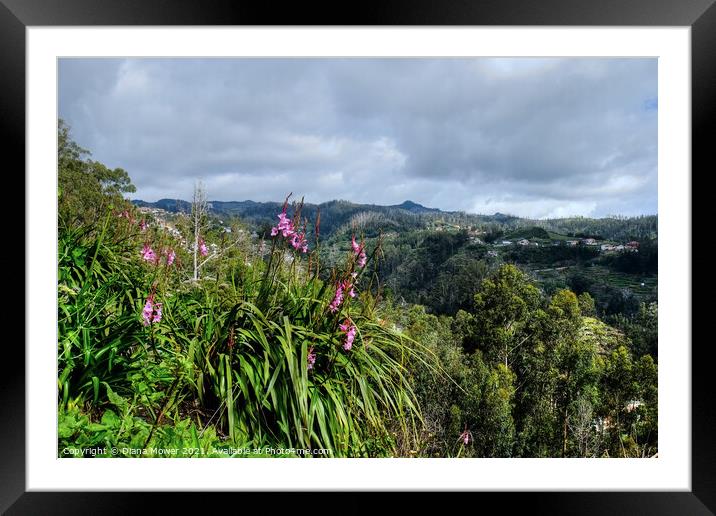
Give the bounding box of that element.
[132,198,447,237]
[131,197,657,241]
[390,200,441,214]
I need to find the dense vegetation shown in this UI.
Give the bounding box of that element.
[59,121,657,458]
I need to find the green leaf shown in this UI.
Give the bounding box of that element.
[104,382,128,413]
[101,409,120,428]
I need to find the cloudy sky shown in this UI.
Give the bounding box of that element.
[58,58,657,219]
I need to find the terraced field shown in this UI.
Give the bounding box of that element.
[529,263,657,300]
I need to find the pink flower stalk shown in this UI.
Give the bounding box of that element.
[141,243,157,263]
[290,231,309,253]
[199,238,208,256]
[328,282,345,313]
[328,279,356,313]
[459,428,471,445]
[142,299,153,326]
[339,320,357,351]
[277,211,294,237]
[351,236,362,254]
[270,209,295,238]
[307,346,316,370]
[271,207,309,253]
[141,295,162,326]
[342,279,356,299]
[152,303,162,323]
[352,236,367,268]
[139,219,147,231]
[165,248,176,266]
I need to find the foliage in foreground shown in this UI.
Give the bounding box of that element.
[58,161,428,456]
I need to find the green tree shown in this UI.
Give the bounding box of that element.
[578,292,597,317]
[470,264,542,365]
[58,119,136,228]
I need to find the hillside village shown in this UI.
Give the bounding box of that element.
[139,204,644,257]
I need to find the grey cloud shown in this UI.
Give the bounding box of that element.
[58,57,657,218]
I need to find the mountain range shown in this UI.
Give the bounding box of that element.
[131,197,657,241]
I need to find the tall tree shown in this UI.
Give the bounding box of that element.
[470,264,541,366]
[191,180,208,281]
[58,119,135,228]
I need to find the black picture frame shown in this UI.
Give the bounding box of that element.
[5,1,712,513]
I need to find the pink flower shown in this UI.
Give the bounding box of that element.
[152,303,162,323]
[139,219,147,232]
[328,279,356,313]
[351,236,367,268]
[270,206,309,253]
[307,346,316,370]
[199,238,208,257]
[141,243,157,263]
[141,295,162,326]
[339,320,357,351]
[165,249,176,266]
[272,210,295,238]
[328,282,344,313]
[351,236,361,254]
[290,231,308,253]
[142,299,153,326]
[458,428,471,445]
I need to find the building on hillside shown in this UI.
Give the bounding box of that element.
[517,239,530,246]
[601,244,615,252]
[626,241,640,249]
[487,250,498,257]
[582,238,597,245]
[626,400,643,412]
[501,240,513,246]
[567,240,579,246]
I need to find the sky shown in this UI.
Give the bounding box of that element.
[58,58,657,219]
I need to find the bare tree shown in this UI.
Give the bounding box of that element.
[192,180,208,281]
[567,395,600,458]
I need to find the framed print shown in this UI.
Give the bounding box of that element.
[4,0,713,513]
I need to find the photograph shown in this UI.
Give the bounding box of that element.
[56,57,659,459]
